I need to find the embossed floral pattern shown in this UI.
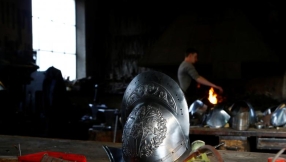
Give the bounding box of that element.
[126,83,176,113]
[122,104,167,158]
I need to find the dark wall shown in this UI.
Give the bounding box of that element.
[0,0,36,108]
[1,0,285,89]
[85,0,109,84]
[85,1,286,84]
[84,0,180,85]
[0,0,32,51]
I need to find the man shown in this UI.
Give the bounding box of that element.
[177,48,223,102]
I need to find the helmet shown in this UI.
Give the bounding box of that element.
[121,70,190,162]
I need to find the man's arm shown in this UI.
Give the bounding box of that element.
[196,76,223,93]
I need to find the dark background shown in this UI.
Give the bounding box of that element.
[0,0,285,149]
[1,0,285,84]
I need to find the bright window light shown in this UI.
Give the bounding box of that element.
[32,0,76,80]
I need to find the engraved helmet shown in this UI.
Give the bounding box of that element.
[121,70,190,162]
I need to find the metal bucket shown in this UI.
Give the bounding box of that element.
[231,111,249,131]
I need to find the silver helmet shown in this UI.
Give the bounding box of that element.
[121,70,190,162]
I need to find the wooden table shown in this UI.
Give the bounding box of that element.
[0,135,285,162]
[190,127,286,151]
[190,127,286,137]
[0,135,121,162]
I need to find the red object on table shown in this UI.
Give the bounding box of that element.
[268,157,286,162]
[18,151,87,162]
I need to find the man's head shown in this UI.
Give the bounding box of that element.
[185,48,198,64]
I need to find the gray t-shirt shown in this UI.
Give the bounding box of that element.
[177,61,200,93]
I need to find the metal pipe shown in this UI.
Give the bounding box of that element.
[113,114,118,143]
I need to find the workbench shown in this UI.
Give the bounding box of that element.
[190,127,286,151]
[1,135,286,162]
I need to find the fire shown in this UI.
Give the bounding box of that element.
[208,87,218,104]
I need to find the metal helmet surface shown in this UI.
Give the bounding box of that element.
[121,70,190,162]
[206,105,230,128]
[271,103,286,127]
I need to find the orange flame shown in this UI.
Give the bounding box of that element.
[208,87,218,104]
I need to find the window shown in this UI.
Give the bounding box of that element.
[32,0,76,80]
